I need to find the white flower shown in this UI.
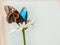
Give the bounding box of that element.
[9,20,34,34]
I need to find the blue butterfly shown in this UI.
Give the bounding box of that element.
[4,6,28,26]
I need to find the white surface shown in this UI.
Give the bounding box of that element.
[3,1,60,45]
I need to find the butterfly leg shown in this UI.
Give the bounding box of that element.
[25,19,31,24]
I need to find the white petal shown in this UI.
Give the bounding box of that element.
[9,29,16,34]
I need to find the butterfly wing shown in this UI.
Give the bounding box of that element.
[4,6,20,25]
[20,7,28,21]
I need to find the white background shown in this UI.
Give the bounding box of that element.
[3,1,60,45]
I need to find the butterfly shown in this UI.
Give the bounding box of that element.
[4,6,29,26]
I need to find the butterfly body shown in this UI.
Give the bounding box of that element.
[4,6,28,26]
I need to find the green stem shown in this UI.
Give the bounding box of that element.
[22,30,26,45]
